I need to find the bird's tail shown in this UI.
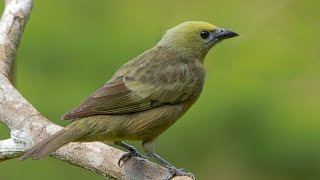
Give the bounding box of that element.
[20,127,87,160]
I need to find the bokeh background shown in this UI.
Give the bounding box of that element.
[1,0,320,179]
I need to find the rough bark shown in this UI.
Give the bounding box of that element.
[0,0,192,179]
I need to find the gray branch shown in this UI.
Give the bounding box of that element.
[0,0,192,179]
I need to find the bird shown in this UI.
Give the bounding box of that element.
[21,21,238,180]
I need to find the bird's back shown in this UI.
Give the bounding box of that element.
[114,45,206,104]
[62,46,205,120]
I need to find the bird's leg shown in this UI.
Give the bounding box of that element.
[142,140,195,180]
[114,141,146,167]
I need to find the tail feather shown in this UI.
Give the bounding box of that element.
[20,128,86,160]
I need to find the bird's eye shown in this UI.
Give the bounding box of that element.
[200,31,210,39]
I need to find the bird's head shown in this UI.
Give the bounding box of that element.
[157,21,238,60]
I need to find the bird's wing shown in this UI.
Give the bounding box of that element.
[62,73,191,120]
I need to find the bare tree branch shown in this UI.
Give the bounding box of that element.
[0,0,192,179]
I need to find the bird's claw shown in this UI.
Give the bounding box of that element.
[164,167,195,180]
[117,150,146,167]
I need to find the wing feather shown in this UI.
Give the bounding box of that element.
[62,77,152,119]
[62,47,204,120]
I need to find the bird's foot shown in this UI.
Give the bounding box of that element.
[117,149,146,167]
[164,167,195,180]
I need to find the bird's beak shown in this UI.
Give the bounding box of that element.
[214,28,239,41]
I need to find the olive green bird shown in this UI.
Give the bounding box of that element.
[21,21,238,179]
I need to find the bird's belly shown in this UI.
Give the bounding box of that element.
[119,104,186,141]
[80,104,188,142]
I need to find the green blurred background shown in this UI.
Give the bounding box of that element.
[1,0,320,179]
